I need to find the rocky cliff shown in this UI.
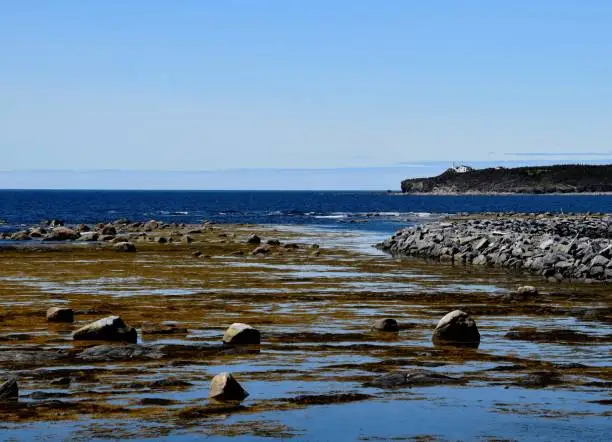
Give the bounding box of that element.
[401,164,612,194]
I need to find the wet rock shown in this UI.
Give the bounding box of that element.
[0,377,18,401]
[46,307,74,323]
[517,285,538,296]
[101,225,117,236]
[75,224,90,232]
[364,370,465,389]
[144,220,160,231]
[251,245,270,256]
[142,322,188,335]
[76,344,163,361]
[515,371,561,388]
[432,310,480,347]
[372,318,399,332]
[287,393,373,405]
[72,316,137,343]
[222,323,261,345]
[246,234,261,244]
[266,239,281,246]
[44,227,79,241]
[209,372,249,401]
[0,350,66,366]
[504,327,600,343]
[192,250,202,257]
[149,377,193,388]
[77,232,99,241]
[10,230,32,241]
[157,237,168,244]
[113,241,137,252]
[138,398,177,406]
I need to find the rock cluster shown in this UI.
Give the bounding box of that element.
[378,214,612,282]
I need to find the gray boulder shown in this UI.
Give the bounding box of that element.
[432,310,480,347]
[222,323,261,345]
[46,307,74,323]
[72,316,137,343]
[209,372,249,401]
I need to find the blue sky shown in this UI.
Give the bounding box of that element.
[1,1,611,188]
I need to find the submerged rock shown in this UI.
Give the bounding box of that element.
[515,371,562,388]
[72,316,137,343]
[0,377,18,401]
[209,372,249,401]
[77,344,164,361]
[432,310,480,347]
[364,370,465,389]
[222,323,261,345]
[46,307,74,323]
[372,318,399,332]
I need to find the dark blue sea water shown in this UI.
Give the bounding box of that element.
[1,190,612,235]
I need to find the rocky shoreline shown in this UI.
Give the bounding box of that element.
[378,213,612,283]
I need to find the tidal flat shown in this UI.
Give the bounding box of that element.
[0,223,611,441]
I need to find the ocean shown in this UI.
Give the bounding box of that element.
[2,190,612,235]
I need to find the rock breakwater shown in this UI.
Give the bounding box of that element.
[378,213,612,282]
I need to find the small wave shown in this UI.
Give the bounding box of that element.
[314,213,348,219]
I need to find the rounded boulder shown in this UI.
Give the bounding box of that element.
[222,323,261,345]
[432,310,480,347]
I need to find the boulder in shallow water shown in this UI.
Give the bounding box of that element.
[209,372,249,401]
[72,316,137,343]
[432,310,480,347]
[517,285,538,296]
[113,241,137,252]
[222,323,261,345]
[246,234,261,244]
[0,377,18,401]
[46,307,74,323]
[372,318,399,332]
[251,245,270,256]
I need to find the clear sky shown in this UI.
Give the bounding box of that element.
[1,1,611,188]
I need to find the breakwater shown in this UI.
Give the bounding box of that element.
[378,213,612,282]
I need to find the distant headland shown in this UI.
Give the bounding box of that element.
[400,163,612,194]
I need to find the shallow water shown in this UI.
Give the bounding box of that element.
[0,223,610,440]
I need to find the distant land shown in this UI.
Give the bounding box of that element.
[400,164,612,194]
